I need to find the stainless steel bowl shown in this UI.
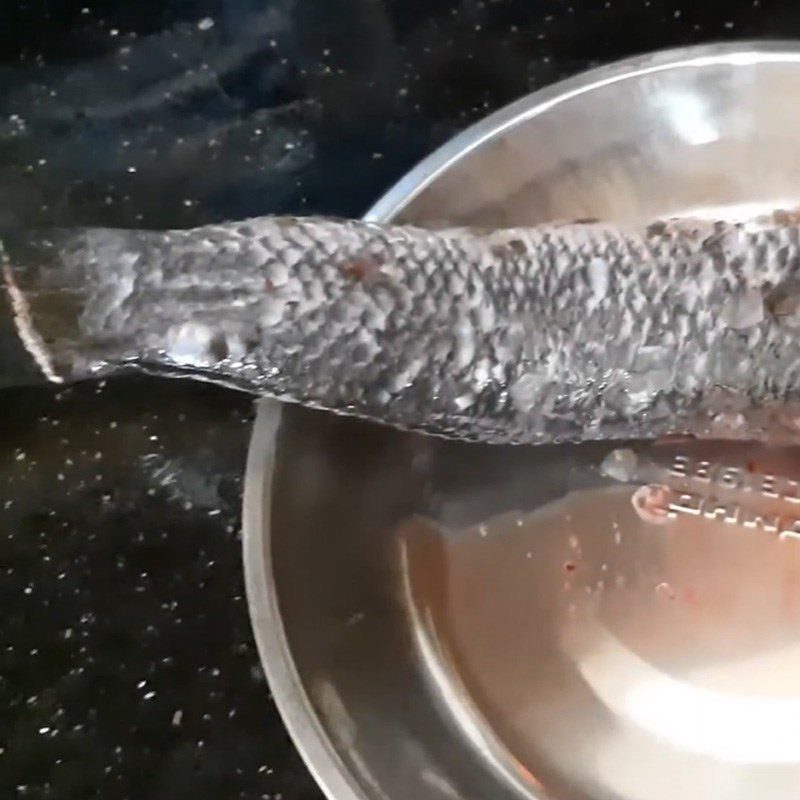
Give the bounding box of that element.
[244,43,800,800]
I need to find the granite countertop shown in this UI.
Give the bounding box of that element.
[0,1,794,798]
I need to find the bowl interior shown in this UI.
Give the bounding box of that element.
[245,44,800,800]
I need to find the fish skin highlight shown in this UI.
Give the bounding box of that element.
[4,214,800,445]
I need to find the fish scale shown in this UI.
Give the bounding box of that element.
[4,215,800,444]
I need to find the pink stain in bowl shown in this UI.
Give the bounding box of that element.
[682,586,700,606]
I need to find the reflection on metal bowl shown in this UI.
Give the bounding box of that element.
[244,43,800,800]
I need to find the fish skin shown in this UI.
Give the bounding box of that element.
[3,214,800,445]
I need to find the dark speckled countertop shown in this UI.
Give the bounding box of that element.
[1,1,797,798]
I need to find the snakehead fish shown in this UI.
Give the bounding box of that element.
[3,214,800,445]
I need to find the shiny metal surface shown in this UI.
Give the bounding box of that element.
[244,43,800,800]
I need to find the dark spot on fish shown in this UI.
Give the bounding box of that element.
[773,210,791,225]
[490,240,526,258]
[573,217,600,225]
[706,238,727,273]
[490,244,506,258]
[646,221,668,238]
[341,257,378,281]
[765,278,800,318]
[727,254,745,277]
[209,333,229,362]
[563,561,577,573]
[773,208,800,226]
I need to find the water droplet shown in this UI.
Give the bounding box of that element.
[632,345,669,373]
[655,581,676,600]
[600,448,638,482]
[625,369,672,409]
[775,403,800,432]
[711,410,747,435]
[165,322,215,367]
[720,288,764,329]
[509,372,547,413]
[631,484,671,524]
[453,393,475,411]
[704,385,749,413]
[587,257,609,299]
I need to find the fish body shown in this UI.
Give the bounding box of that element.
[4,214,800,445]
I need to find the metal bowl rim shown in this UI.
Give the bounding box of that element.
[242,40,800,800]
